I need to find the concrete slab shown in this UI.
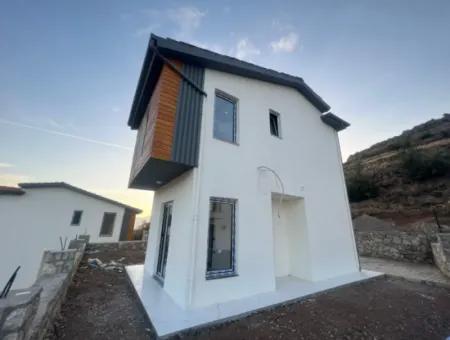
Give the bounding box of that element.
[126,265,382,338]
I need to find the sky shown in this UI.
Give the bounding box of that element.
[1,0,449,218]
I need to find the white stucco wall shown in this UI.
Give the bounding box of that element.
[189,68,358,307]
[146,67,359,309]
[145,171,196,308]
[0,188,125,289]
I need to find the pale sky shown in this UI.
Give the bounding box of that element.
[1,1,449,218]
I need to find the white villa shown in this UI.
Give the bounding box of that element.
[126,34,377,336]
[0,182,141,289]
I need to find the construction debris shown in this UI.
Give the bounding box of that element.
[87,258,124,273]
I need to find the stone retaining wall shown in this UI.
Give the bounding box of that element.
[0,240,86,340]
[431,233,450,278]
[355,231,430,263]
[86,240,147,252]
[0,285,41,340]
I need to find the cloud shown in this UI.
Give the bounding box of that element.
[167,7,206,39]
[0,118,133,151]
[234,38,261,61]
[47,118,63,129]
[0,163,13,168]
[270,32,299,53]
[0,172,31,186]
[135,6,206,39]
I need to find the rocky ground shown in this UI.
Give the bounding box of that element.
[48,248,450,339]
[344,113,450,224]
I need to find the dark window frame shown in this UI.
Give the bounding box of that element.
[206,197,238,280]
[154,200,173,286]
[140,112,149,156]
[213,90,238,144]
[99,212,117,237]
[70,210,83,226]
[269,110,281,138]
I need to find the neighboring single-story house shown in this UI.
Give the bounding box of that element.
[0,182,141,289]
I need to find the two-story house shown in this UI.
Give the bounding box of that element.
[126,34,377,336]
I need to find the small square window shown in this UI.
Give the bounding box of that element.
[269,110,281,138]
[71,210,83,226]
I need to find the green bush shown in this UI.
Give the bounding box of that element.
[346,166,379,202]
[401,148,450,181]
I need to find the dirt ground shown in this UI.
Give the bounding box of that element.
[49,249,450,340]
[46,249,152,340]
[182,277,450,340]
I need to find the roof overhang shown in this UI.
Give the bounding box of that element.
[0,186,25,195]
[19,182,142,213]
[321,112,350,131]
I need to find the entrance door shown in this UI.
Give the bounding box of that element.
[155,201,173,283]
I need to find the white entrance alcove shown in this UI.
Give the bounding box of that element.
[272,193,312,281]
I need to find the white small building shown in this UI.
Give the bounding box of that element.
[126,34,378,336]
[0,182,141,289]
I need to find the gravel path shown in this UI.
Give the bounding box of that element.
[361,256,450,286]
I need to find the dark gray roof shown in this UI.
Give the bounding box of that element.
[0,186,25,195]
[321,113,350,132]
[128,34,334,129]
[18,182,142,213]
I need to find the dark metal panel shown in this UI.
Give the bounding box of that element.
[129,158,192,190]
[171,64,205,166]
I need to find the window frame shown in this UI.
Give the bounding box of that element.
[99,212,117,237]
[269,109,282,138]
[205,197,238,280]
[140,112,149,156]
[70,210,83,226]
[213,89,238,145]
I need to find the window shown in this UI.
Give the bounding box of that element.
[206,197,237,279]
[140,112,149,156]
[99,212,117,237]
[70,210,83,226]
[213,90,237,143]
[269,110,281,138]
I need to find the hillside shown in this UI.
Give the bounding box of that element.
[344,113,450,226]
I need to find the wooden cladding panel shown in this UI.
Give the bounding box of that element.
[130,58,183,180]
[151,60,183,161]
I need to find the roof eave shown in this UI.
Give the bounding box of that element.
[19,182,142,213]
[321,112,350,132]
